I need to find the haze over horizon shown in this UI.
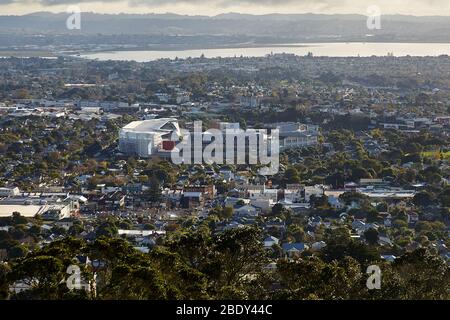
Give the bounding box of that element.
[1,0,450,17]
[3,1,450,50]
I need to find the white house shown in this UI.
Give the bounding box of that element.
[264,262,278,271]
[352,220,379,235]
[327,195,343,208]
[234,205,259,217]
[250,198,276,213]
[263,236,279,249]
[352,220,367,234]
[304,186,324,202]
[248,187,278,202]
[381,255,397,262]
[284,188,303,203]
[0,187,20,197]
[311,241,327,251]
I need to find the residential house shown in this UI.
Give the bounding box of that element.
[311,241,327,251]
[263,236,279,249]
[234,204,259,217]
[282,243,308,257]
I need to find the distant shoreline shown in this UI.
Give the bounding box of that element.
[72,42,450,62]
[4,41,450,59]
[74,43,314,55]
[0,50,55,56]
[68,40,450,55]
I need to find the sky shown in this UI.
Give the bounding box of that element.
[0,0,449,16]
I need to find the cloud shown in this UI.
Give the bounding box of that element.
[0,0,437,8]
[0,0,448,16]
[1,0,352,6]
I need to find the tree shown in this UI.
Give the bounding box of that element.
[321,227,380,264]
[271,203,284,216]
[0,263,10,300]
[95,221,118,238]
[276,256,365,300]
[29,225,42,236]
[438,186,450,207]
[219,207,233,221]
[9,256,68,299]
[68,224,84,236]
[8,245,27,259]
[118,220,132,230]
[208,227,268,298]
[339,192,369,206]
[4,227,450,300]
[310,195,330,209]
[106,264,169,299]
[149,247,209,299]
[11,212,28,225]
[209,206,233,221]
[284,167,300,184]
[147,177,162,203]
[392,248,450,299]
[51,226,67,236]
[364,228,379,246]
[287,225,306,242]
[365,207,380,223]
[351,167,372,181]
[143,223,156,230]
[413,191,435,207]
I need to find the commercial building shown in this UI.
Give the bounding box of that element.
[0,187,20,197]
[273,123,319,150]
[118,118,181,158]
[0,193,79,219]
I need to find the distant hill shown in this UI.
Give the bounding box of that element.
[1,12,450,52]
[0,12,449,41]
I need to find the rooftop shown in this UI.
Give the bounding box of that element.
[0,204,47,217]
[121,118,180,134]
